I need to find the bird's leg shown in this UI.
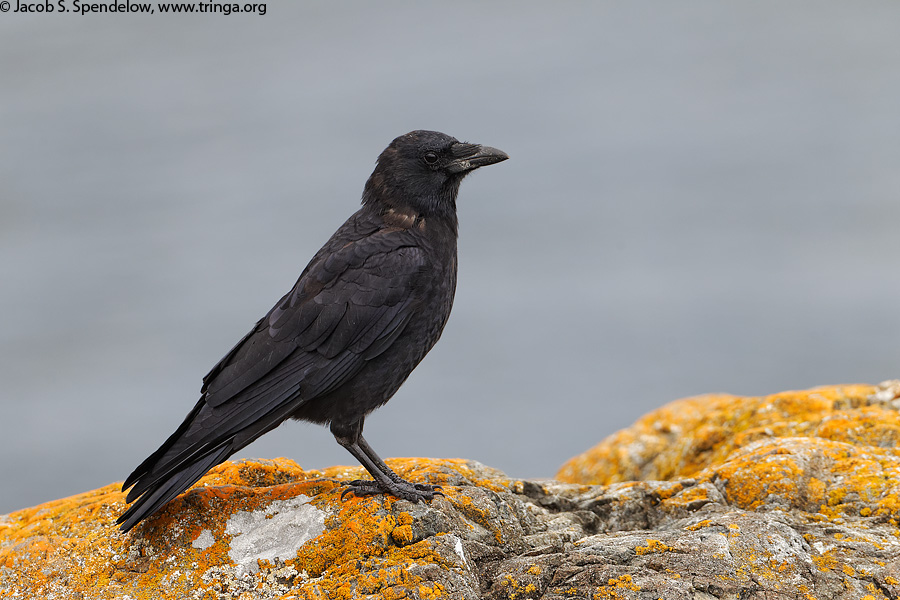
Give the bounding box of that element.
[331,420,442,502]
[356,434,442,494]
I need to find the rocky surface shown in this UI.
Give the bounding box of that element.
[557,381,900,486]
[3,382,900,599]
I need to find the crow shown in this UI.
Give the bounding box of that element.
[118,130,508,532]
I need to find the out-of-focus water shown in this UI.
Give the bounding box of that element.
[1,2,898,512]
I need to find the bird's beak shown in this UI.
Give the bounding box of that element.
[447,143,509,173]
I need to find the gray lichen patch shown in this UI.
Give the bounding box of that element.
[224,495,325,574]
[191,529,215,550]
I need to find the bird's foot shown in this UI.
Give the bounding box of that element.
[341,478,443,502]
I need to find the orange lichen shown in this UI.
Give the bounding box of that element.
[711,443,805,510]
[660,484,711,510]
[688,436,900,524]
[557,384,889,485]
[417,581,446,599]
[498,572,540,600]
[634,539,673,555]
[592,574,641,599]
[807,477,826,506]
[559,383,900,526]
[652,481,684,501]
[812,548,840,572]
[0,457,485,600]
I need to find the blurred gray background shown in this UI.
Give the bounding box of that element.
[2,2,898,513]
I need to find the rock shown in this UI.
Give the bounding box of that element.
[557,381,900,485]
[3,382,900,599]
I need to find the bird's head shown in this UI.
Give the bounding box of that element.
[362,130,508,219]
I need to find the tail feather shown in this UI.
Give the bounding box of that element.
[121,397,207,493]
[123,354,316,500]
[119,391,310,531]
[124,390,304,503]
[117,442,232,532]
[125,440,219,504]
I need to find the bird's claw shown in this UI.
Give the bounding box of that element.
[341,481,380,499]
[341,479,443,502]
[415,483,443,497]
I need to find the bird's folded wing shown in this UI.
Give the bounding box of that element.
[202,229,426,408]
[122,230,427,497]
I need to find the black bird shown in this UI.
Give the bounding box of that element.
[118,130,508,532]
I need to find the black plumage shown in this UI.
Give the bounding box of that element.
[118,130,508,531]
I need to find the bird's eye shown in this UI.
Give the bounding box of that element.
[423,152,439,165]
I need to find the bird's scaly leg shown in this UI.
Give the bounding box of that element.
[331,421,442,502]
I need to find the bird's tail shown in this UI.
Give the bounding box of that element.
[117,394,304,532]
[117,441,233,532]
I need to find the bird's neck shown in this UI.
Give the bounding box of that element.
[374,203,459,237]
[362,178,459,235]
